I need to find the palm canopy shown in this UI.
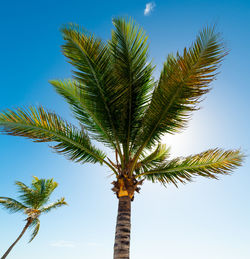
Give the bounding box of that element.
[0,18,244,198]
[0,177,67,242]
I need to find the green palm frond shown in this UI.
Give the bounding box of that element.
[15,177,58,208]
[0,106,106,164]
[0,197,27,213]
[15,181,36,207]
[31,177,58,196]
[60,24,122,157]
[29,218,40,243]
[110,17,154,159]
[133,26,226,159]
[40,197,67,213]
[31,177,58,208]
[137,144,170,171]
[50,79,116,148]
[138,149,244,187]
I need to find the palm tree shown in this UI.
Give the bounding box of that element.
[0,177,67,259]
[0,18,244,259]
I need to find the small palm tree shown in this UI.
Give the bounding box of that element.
[0,18,244,259]
[0,177,67,259]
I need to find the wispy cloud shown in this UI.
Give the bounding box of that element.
[50,240,77,248]
[144,2,156,16]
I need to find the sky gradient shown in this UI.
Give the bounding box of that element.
[0,0,250,258]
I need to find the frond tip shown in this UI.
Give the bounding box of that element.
[138,149,244,187]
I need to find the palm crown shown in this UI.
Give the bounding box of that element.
[0,18,243,197]
[0,177,67,242]
[0,17,244,259]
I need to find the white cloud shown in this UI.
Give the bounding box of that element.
[50,240,76,248]
[144,2,156,16]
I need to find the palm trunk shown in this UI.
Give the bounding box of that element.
[1,219,32,259]
[113,195,131,259]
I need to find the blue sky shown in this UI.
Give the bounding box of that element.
[0,0,250,258]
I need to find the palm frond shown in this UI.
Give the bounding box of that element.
[0,106,106,164]
[61,24,122,156]
[40,197,67,213]
[30,177,59,208]
[0,197,27,213]
[15,178,56,208]
[15,181,36,207]
[137,144,170,171]
[109,17,154,158]
[133,26,226,157]
[138,149,244,187]
[28,218,40,243]
[50,79,116,148]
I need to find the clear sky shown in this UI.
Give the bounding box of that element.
[0,0,250,258]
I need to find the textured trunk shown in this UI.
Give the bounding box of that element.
[113,195,131,259]
[1,219,32,259]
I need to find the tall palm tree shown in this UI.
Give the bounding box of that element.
[0,177,67,259]
[0,18,244,259]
